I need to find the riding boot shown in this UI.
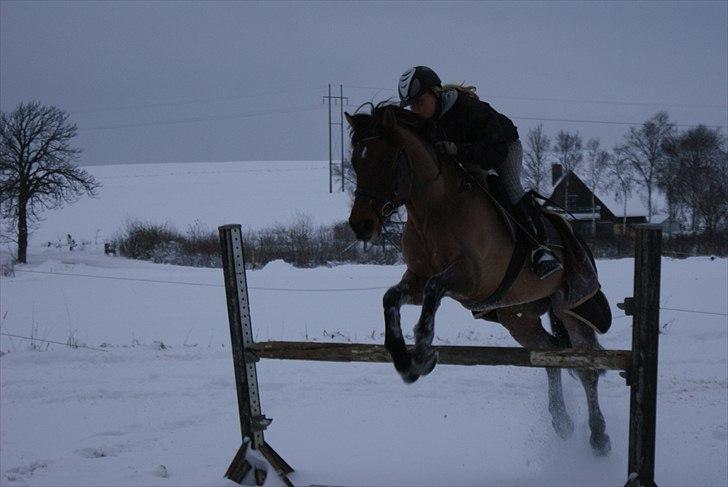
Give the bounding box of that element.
[512,196,563,279]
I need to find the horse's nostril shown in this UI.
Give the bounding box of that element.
[350,218,374,240]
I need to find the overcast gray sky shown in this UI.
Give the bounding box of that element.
[1,0,726,166]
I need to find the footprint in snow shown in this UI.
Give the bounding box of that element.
[76,447,116,459]
[3,461,48,483]
[154,465,169,478]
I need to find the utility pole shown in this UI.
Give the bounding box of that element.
[323,83,348,193]
[339,84,345,192]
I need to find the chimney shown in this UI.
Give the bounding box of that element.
[552,163,563,186]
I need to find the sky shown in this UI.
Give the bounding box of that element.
[1,0,726,166]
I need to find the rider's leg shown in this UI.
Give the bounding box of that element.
[498,140,563,280]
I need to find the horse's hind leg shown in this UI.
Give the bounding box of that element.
[552,299,611,456]
[496,306,574,439]
[545,367,574,439]
[580,367,610,455]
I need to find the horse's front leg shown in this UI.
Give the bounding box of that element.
[383,270,424,383]
[407,262,473,383]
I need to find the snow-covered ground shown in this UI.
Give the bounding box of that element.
[22,161,350,248]
[1,161,727,486]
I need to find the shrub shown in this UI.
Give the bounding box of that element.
[115,220,184,260]
[114,215,403,268]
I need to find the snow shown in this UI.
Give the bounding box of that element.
[25,161,350,247]
[1,161,727,486]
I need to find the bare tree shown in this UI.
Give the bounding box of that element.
[584,138,610,235]
[605,151,635,238]
[615,112,674,223]
[523,124,550,193]
[661,125,727,236]
[553,130,583,209]
[0,101,100,263]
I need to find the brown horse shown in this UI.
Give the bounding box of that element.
[345,103,612,455]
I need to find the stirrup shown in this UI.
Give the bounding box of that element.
[531,246,563,279]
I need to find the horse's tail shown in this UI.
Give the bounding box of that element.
[548,307,571,349]
[549,305,607,377]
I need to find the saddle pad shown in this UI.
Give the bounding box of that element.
[471,210,612,334]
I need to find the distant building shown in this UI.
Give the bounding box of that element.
[544,164,665,237]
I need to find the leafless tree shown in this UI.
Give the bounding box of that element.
[584,138,610,234]
[523,124,551,193]
[0,101,100,263]
[661,125,727,236]
[614,112,674,223]
[605,151,635,237]
[553,130,583,209]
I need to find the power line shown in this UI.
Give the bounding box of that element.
[509,115,725,129]
[69,89,725,134]
[346,93,725,129]
[70,86,326,114]
[78,104,325,132]
[345,85,727,109]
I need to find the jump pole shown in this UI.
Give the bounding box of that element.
[218,224,661,486]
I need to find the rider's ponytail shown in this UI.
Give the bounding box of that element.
[433,83,479,100]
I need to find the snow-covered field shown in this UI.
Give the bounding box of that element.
[23,161,351,247]
[1,162,727,486]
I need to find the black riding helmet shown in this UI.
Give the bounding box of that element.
[398,66,442,107]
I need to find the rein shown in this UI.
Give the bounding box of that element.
[352,136,442,219]
[353,146,413,218]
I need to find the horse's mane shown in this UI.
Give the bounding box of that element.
[349,101,435,147]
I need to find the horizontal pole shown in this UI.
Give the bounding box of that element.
[249,341,631,371]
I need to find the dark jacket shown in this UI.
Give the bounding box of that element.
[434,91,519,169]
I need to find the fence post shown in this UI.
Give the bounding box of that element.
[218,224,293,486]
[627,225,661,486]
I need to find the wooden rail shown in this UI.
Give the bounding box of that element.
[249,341,632,371]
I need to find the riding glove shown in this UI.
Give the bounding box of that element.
[434,141,458,156]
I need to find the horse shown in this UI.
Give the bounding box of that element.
[345,102,612,455]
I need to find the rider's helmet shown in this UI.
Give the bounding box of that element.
[398,66,442,107]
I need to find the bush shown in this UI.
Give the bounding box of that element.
[114,216,403,269]
[115,220,184,261]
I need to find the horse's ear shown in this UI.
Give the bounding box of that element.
[344,112,355,127]
[382,110,397,131]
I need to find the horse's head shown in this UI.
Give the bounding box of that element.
[345,105,416,242]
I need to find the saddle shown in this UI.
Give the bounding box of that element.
[463,172,612,334]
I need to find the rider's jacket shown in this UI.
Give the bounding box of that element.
[433,90,519,169]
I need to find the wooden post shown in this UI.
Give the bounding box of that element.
[626,225,661,486]
[218,225,293,486]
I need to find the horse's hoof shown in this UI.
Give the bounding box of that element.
[412,349,438,377]
[590,432,611,456]
[552,414,574,439]
[399,368,420,384]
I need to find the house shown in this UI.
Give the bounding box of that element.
[544,164,664,237]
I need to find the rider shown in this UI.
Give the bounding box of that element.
[397,65,562,279]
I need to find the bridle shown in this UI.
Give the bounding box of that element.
[350,125,443,254]
[352,132,444,216]
[353,137,414,220]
